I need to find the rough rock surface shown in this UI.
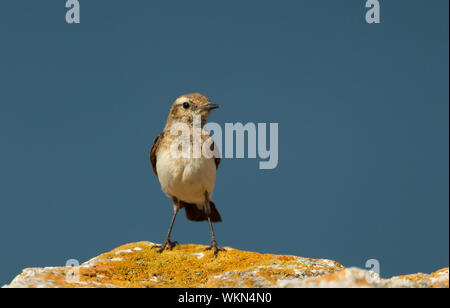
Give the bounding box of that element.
[2,242,448,288]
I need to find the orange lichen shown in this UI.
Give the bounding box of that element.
[277,256,296,262]
[395,268,449,288]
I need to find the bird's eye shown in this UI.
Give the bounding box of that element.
[182,102,190,109]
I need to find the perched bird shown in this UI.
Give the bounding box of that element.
[150,93,224,256]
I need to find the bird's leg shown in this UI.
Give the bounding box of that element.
[205,217,225,256]
[204,196,225,256]
[153,201,180,253]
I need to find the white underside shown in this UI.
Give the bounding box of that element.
[156,150,216,207]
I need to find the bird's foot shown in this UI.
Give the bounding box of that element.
[205,240,225,256]
[152,239,178,253]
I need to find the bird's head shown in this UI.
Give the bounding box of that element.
[166,93,219,127]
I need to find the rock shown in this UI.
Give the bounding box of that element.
[2,242,448,288]
[279,267,449,288]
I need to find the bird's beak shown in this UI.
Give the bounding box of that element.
[200,104,220,111]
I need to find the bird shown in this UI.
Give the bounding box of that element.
[150,93,224,256]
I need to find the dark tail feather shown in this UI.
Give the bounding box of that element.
[208,200,222,222]
[182,201,222,222]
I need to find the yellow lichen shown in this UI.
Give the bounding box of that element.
[91,242,282,288]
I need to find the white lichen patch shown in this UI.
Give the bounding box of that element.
[191,252,205,259]
[115,249,132,255]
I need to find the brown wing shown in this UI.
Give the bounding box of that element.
[212,140,221,170]
[150,132,164,175]
[214,156,221,170]
[214,158,220,170]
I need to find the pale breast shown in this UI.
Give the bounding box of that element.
[156,150,217,205]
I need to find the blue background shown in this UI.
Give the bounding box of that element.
[0,0,448,285]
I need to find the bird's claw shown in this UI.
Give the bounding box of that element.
[205,241,225,256]
[152,240,178,253]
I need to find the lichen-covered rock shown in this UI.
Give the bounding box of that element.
[385,267,449,288]
[279,267,449,288]
[2,242,448,288]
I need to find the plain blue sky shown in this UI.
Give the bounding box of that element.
[0,1,448,285]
